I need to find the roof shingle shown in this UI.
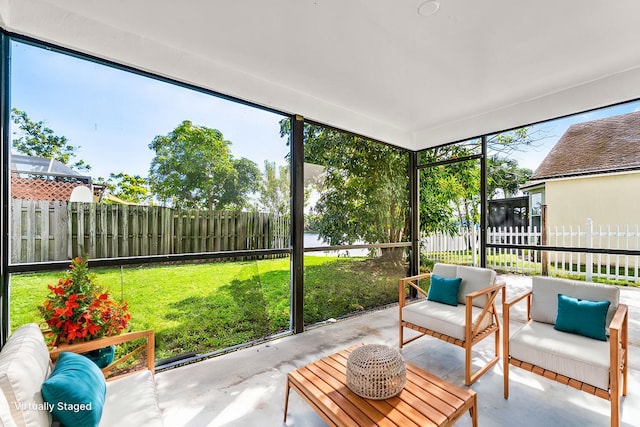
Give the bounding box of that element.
[531,111,640,180]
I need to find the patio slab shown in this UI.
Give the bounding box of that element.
[154,275,640,426]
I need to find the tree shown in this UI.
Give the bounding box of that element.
[103,172,151,204]
[487,157,532,199]
[148,120,260,210]
[282,121,408,250]
[419,128,539,233]
[259,160,289,215]
[11,108,91,172]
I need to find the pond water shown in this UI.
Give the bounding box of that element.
[304,233,368,257]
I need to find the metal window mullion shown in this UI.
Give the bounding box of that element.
[290,115,304,333]
[1,33,11,345]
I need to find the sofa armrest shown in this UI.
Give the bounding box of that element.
[502,290,532,369]
[465,281,505,302]
[504,290,532,321]
[465,281,505,336]
[398,272,431,307]
[50,330,155,381]
[609,304,628,396]
[609,303,628,332]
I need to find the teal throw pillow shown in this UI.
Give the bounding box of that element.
[41,352,106,427]
[554,294,610,341]
[82,345,116,369]
[427,274,462,306]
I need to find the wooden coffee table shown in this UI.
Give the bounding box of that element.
[284,345,477,426]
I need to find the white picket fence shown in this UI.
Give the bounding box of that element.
[422,219,640,283]
[549,219,640,283]
[421,226,480,266]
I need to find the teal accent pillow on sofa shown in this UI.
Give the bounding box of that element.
[427,274,462,306]
[554,294,610,341]
[41,351,106,427]
[82,345,116,369]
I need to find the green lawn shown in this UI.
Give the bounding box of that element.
[10,256,405,360]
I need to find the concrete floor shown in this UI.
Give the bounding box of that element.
[154,276,640,426]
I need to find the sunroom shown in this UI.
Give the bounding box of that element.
[0,1,639,426]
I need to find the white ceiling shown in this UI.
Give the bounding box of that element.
[2,0,640,150]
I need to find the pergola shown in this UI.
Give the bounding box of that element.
[1,0,640,341]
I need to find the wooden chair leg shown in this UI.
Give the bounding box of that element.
[469,393,478,427]
[503,358,509,399]
[503,297,510,399]
[283,377,291,422]
[465,343,472,386]
[611,389,620,427]
[623,338,628,397]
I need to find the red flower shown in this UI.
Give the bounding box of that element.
[38,256,130,345]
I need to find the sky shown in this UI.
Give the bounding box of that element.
[10,41,290,182]
[9,39,640,184]
[506,102,640,172]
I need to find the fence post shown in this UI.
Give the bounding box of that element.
[585,218,593,281]
[471,224,477,266]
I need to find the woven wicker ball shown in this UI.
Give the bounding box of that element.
[346,344,406,400]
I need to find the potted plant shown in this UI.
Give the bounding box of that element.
[39,256,131,367]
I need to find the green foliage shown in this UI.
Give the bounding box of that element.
[11,108,91,172]
[419,129,537,233]
[487,157,533,198]
[148,120,261,210]
[420,163,474,234]
[103,172,151,204]
[304,213,321,232]
[259,161,289,215]
[283,121,409,246]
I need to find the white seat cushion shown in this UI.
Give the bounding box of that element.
[432,263,459,279]
[510,321,610,390]
[530,276,619,327]
[402,300,492,341]
[0,324,51,427]
[431,264,496,308]
[100,370,163,427]
[456,265,496,307]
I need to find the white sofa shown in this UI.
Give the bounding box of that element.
[503,276,628,427]
[0,323,163,427]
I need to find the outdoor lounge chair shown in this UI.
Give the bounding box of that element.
[398,263,505,385]
[503,276,628,427]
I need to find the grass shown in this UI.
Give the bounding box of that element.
[10,256,406,360]
[303,256,404,323]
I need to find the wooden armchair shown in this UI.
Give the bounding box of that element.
[49,329,155,381]
[399,263,505,385]
[503,276,628,427]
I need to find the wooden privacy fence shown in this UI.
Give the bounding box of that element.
[11,200,289,263]
[422,219,640,283]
